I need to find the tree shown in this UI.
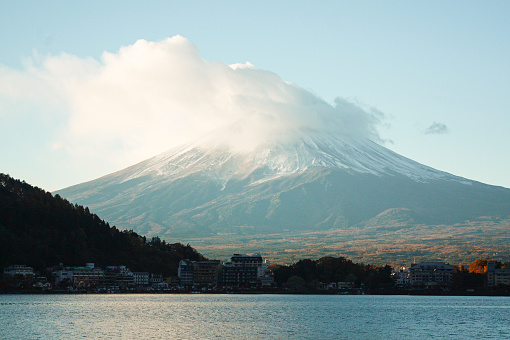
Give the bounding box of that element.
[286,275,306,290]
[469,259,487,274]
[0,173,206,276]
[345,273,358,283]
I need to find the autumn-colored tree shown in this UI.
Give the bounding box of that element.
[268,263,279,272]
[469,259,487,274]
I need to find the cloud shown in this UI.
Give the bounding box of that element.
[1,36,384,175]
[424,122,449,135]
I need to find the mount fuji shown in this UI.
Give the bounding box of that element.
[56,130,510,262]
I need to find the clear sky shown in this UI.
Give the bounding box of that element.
[1,1,510,191]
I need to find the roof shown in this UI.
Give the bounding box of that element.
[410,262,454,270]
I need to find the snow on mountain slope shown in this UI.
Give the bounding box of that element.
[105,132,467,189]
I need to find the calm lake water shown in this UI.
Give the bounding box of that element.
[1,294,509,339]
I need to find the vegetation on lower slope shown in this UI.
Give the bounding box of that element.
[180,215,510,265]
[0,174,205,276]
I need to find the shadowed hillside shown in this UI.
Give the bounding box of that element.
[0,173,204,276]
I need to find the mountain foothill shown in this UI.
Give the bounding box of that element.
[0,173,204,275]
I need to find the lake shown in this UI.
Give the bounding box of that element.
[1,294,509,339]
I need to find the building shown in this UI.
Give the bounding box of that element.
[72,263,104,288]
[149,273,164,286]
[392,267,410,287]
[222,264,258,288]
[178,260,194,286]
[133,272,150,287]
[177,260,221,287]
[487,262,510,287]
[152,282,169,290]
[222,254,273,288]
[193,261,221,287]
[52,263,104,287]
[104,266,135,288]
[3,265,34,278]
[229,254,262,266]
[409,262,454,289]
[180,254,274,289]
[52,265,74,285]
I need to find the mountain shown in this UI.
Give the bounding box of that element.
[0,174,205,275]
[55,132,510,263]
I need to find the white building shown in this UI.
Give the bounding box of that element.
[392,267,410,287]
[178,260,194,286]
[52,268,74,284]
[133,272,150,287]
[3,265,34,278]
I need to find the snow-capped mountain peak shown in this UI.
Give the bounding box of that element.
[112,131,465,188]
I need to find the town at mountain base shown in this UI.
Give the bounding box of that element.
[3,173,510,296]
[4,253,510,296]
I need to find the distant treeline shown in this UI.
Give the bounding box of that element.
[0,174,204,276]
[271,256,489,293]
[272,257,394,291]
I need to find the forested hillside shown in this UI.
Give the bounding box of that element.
[0,174,204,276]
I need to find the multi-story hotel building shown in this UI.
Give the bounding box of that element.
[409,262,454,289]
[487,261,510,286]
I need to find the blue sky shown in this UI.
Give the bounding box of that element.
[1,1,510,190]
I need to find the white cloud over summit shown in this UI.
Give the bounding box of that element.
[1,36,383,175]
